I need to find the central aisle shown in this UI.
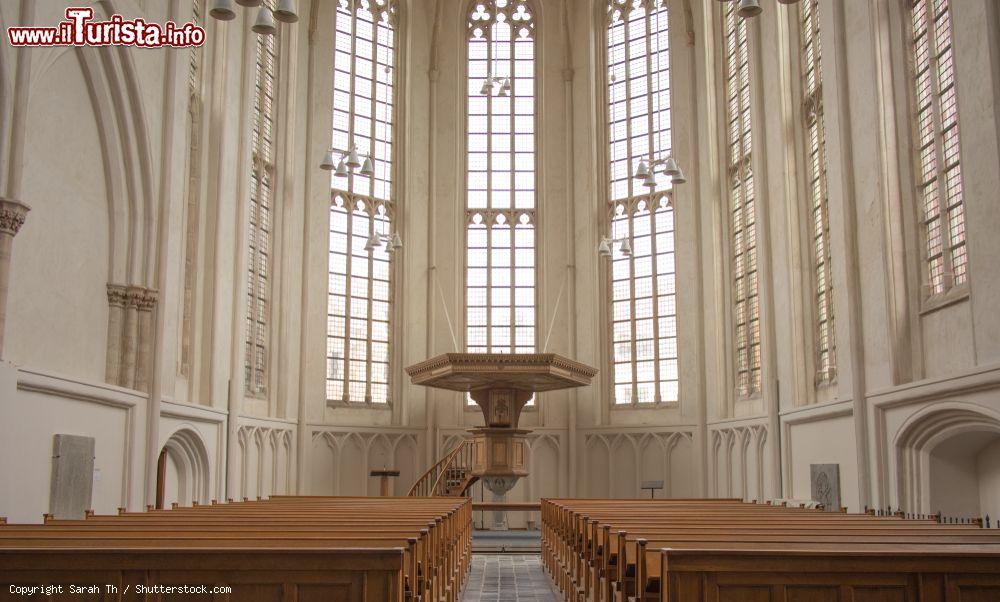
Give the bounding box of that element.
[460,554,560,602]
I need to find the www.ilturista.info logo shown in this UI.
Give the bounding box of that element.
[7,8,205,48]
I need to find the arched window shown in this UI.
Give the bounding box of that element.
[326,0,397,405]
[605,0,678,405]
[465,0,536,358]
[245,0,279,397]
[907,0,966,297]
[798,0,835,385]
[723,1,760,398]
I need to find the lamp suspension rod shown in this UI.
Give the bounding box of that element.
[542,269,569,353]
[432,268,459,351]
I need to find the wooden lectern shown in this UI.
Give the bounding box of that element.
[369,469,401,496]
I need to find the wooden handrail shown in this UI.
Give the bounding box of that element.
[429,440,473,496]
[407,439,474,497]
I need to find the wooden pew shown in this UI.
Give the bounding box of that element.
[0,496,473,602]
[541,498,1000,602]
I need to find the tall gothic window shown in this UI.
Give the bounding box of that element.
[181,0,204,378]
[908,0,967,296]
[245,0,278,397]
[723,1,760,398]
[606,0,678,405]
[326,0,397,405]
[465,0,536,358]
[799,0,835,385]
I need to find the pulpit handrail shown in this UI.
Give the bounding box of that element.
[407,439,473,497]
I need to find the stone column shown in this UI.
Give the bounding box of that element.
[135,288,158,393]
[119,286,142,389]
[105,284,128,385]
[0,199,29,359]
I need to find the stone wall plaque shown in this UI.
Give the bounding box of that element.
[50,434,95,519]
[810,463,841,512]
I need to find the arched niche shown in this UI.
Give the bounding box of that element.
[895,404,1000,519]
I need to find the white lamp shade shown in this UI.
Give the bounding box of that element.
[364,234,380,252]
[671,167,687,185]
[360,156,374,176]
[236,0,262,6]
[643,172,657,189]
[391,232,403,250]
[662,157,681,177]
[634,160,651,180]
[274,0,299,23]
[345,146,362,168]
[209,0,237,21]
[334,158,349,178]
[501,78,512,93]
[619,238,633,256]
[597,239,612,257]
[480,79,492,95]
[252,7,277,34]
[320,149,337,171]
[738,0,762,18]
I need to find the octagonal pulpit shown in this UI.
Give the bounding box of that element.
[407,353,597,527]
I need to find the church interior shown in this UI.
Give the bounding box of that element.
[1,0,1000,599]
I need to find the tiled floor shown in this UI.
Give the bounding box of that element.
[460,554,560,602]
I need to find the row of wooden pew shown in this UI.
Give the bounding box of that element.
[541,498,1000,602]
[0,496,472,602]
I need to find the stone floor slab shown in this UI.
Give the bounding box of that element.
[461,554,559,602]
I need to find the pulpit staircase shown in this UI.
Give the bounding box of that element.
[407,439,477,497]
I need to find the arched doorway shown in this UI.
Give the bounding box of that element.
[155,428,211,509]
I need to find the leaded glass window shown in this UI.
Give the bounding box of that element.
[245,0,278,397]
[606,0,678,405]
[465,0,537,357]
[909,0,967,296]
[799,0,835,385]
[326,0,397,404]
[723,1,760,398]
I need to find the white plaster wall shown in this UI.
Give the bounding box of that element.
[0,370,145,523]
[928,433,987,519]
[786,413,859,510]
[6,48,109,382]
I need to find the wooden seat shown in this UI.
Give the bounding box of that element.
[541,498,1000,602]
[0,496,473,602]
